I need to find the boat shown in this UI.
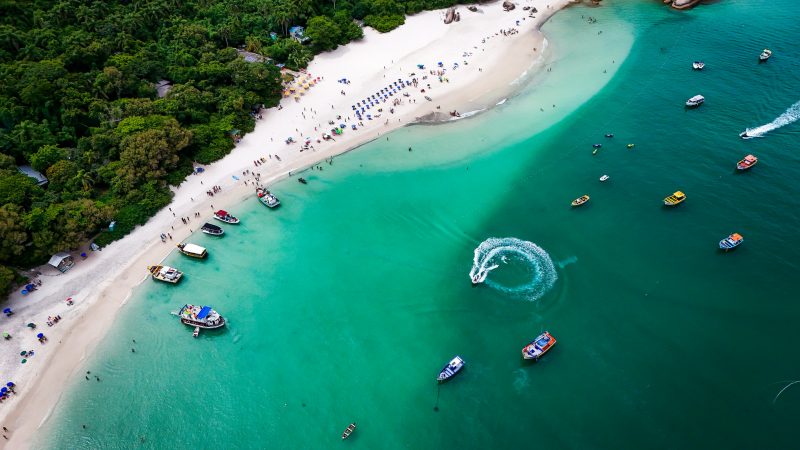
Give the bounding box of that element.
[692,61,705,70]
[592,143,602,148]
[177,243,208,259]
[201,223,224,236]
[470,264,499,285]
[571,195,590,207]
[192,326,200,338]
[627,143,635,149]
[685,95,705,107]
[178,304,225,329]
[147,265,183,283]
[719,233,743,251]
[298,177,307,184]
[256,187,280,208]
[522,331,557,360]
[213,210,239,224]
[592,148,599,155]
[599,175,610,182]
[663,191,686,206]
[604,133,614,138]
[737,154,758,171]
[438,356,465,383]
[759,48,772,61]
[342,423,356,440]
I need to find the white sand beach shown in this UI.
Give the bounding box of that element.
[0,0,573,445]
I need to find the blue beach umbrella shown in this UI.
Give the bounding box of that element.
[37,333,43,338]
[6,382,14,387]
[1,387,6,393]
[3,308,11,313]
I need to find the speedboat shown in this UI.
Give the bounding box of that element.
[213,210,239,224]
[599,175,610,182]
[739,130,751,139]
[437,356,465,383]
[592,143,602,148]
[627,144,635,149]
[201,223,224,236]
[737,154,758,170]
[470,264,499,285]
[685,95,705,107]
[342,423,356,440]
[604,133,614,138]
[178,304,225,329]
[759,49,772,61]
[522,331,557,360]
[147,265,183,283]
[177,243,207,258]
[256,188,281,208]
[719,233,743,251]
[692,61,705,70]
[664,191,686,206]
[571,195,590,207]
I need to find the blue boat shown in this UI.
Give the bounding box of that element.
[437,356,465,383]
[719,233,743,251]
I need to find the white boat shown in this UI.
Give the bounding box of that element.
[692,61,705,70]
[437,356,465,383]
[147,265,183,283]
[213,210,239,224]
[759,49,772,61]
[257,188,281,208]
[599,175,610,182]
[178,304,225,329]
[177,243,207,259]
[686,95,705,107]
[470,264,498,285]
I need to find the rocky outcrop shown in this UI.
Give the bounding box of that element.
[502,1,515,11]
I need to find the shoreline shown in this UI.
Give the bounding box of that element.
[0,1,575,446]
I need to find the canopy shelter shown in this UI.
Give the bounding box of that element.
[197,306,212,320]
[48,252,74,273]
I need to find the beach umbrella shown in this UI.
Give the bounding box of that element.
[26,323,35,328]
[19,351,26,356]
[37,333,43,338]
[7,382,14,387]
[21,290,28,295]
[1,388,6,393]
[20,359,26,364]
[3,308,11,314]
[2,333,8,338]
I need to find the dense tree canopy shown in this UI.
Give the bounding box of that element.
[0,0,471,295]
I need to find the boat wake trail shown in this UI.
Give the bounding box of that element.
[741,100,800,139]
[469,237,557,301]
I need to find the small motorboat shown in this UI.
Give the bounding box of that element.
[686,95,705,107]
[737,154,758,171]
[201,223,224,236]
[470,264,498,285]
[342,423,356,440]
[298,177,307,184]
[571,195,590,207]
[627,143,635,149]
[257,188,281,208]
[147,265,183,283]
[664,191,686,206]
[604,133,614,138]
[192,326,200,338]
[599,175,610,182]
[177,243,208,259]
[739,130,751,139]
[592,143,602,148]
[438,356,465,383]
[522,331,557,360]
[692,61,705,70]
[719,233,743,251]
[213,210,239,224]
[759,48,772,61]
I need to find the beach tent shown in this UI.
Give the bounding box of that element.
[48,252,74,273]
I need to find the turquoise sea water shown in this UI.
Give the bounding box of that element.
[43,1,800,448]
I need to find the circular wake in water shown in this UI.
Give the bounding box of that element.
[469,237,557,301]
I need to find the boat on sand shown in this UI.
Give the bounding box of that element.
[342,423,356,440]
[438,356,465,383]
[571,195,590,207]
[522,331,557,360]
[147,265,183,283]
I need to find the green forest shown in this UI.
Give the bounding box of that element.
[0,0,470,296]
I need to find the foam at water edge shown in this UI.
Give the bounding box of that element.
[742,99,800,138]
[469,237,558,301]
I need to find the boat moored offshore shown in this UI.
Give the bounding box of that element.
[599,175,610,182]
[342,423,356,440]
[522,331,557,360]
[664,191,686,206]
[147,265,183,283]
[759,48,772,61]
[178,304,225,329]
[177,243,208,258]
[257,187,281,208]
[719,233,743,251]
[437,356,465,383]
[692,61,705,70]
[201,222,224,236]
[685,95,705,107]
[737,154,758,171]
[571,195,590,207]
[213,210,239,224]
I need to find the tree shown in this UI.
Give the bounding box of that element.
[30,144,67,173]
[0,204,27,261]
[114,118,191,191]
[305,16,341,52]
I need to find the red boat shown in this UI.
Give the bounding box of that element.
[737,154,758,171]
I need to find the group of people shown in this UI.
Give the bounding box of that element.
[46,315,61,327]
[206,185,222,197]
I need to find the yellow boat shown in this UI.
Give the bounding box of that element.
[663,191,686,206]
[571,195,590,207]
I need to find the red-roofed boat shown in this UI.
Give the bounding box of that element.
[737,155,758,171]
[214,210,240,224]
